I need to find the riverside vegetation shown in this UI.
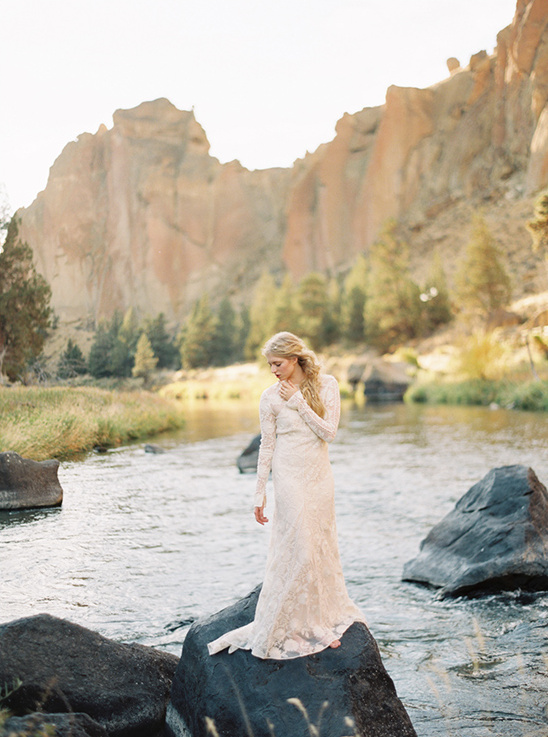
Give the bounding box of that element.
[0,386,185,461]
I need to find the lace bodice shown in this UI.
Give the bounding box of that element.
[254,374,341,508]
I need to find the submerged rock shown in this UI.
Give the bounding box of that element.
[236,434,261,473]
[0,614,178,737]
[0,451,63,510]
[403,465,548,596]
[167,587,417,737]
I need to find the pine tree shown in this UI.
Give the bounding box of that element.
[364,220,422,350]
[296,272,330,350]
[144,313,179,369]
[210,296,238,366]
[245,272,277,360]
[0,218,52,380]
[180,295,217,369]
[323,277,342,346]
[119,307,140,353]
[57,338,87,379]
[421,251,453,332]
[341,254,368,344]
[526,190,548,286]
[271,274,300,335]
[454,213,511,318]
[132,332,158,384]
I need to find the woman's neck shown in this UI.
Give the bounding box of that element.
[289,364,306,385]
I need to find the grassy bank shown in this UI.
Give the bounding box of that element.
[0,386,186,461]
[406,378,548,411]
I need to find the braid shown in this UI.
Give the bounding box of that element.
[262,332,326,418]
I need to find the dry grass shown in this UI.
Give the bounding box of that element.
[0,386,185,460]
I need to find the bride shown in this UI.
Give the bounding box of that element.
[208,331,366,660]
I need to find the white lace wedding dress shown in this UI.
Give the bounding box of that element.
[208,374,366,660]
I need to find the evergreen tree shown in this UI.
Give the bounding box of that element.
[87,312,133,378]
[230,304,249,363]
[0,218,52,380]
[454,213,511,318]
[88,322,118,378]
[211,296,238,366]
[271,274,300,335]
[296,272,330,349]
[526,191,548,285]
[323,277,342,346]
[57,338,87,379]
[341,254,368,344]
[421,251,453,332]
[144,313,179,369]
[245,272,277,360]
[119,307,140,353]
[364,220,422,350]
[180,295,217,369]
[132,332,158,384]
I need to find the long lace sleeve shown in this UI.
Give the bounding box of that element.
[254,390,276,508]
[285,375,340,442]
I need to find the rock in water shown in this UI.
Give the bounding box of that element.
[167,587,417,737]
[403,465,548,596]
[0,614,178,737]
[236,434,261,473]
[0,451,63,510]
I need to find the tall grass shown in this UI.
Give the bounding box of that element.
[406,379,548,411]
[0,386,185,460]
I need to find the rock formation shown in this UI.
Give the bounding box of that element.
[0,451,63,510]
[0,614,178,737]
[167,586,417,737]
[17,0,548,326]
[402,465,548,596]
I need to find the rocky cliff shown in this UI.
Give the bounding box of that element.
[18,0,548,325]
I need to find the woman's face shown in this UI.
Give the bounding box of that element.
[266,354,298,382]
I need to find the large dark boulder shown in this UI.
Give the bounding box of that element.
[167,587,416,737]
[236,434,260,473]
[403,465,548,596]
[0,614,178,737]
[0,451,63,510]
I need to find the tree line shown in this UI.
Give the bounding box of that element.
[0,211,520,382]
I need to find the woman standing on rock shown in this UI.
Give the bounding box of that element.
[208,331,366,659]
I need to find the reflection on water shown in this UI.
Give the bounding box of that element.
[1,401,548,736]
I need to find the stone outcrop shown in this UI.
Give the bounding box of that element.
[167,586,417,737]
[236,433,261,473]
[0,451,63,510]
[347,357,412,402]
[402,465,548,596]
[18,1,548,325]
[0,614,178,737]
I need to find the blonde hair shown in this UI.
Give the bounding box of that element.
[262,332,325,418]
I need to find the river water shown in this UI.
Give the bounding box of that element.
[1,401,548,736]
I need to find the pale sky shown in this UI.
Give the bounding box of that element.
[2,0,517,211]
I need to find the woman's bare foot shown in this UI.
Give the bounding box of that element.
[329,639,341,649]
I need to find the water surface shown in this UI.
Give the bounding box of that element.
[1,401,547,736]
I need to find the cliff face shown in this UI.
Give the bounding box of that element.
[20,99,289,323]
[19,0,548,324]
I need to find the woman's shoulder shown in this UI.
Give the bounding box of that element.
[260,382,280,402]
[320,373,338,387]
